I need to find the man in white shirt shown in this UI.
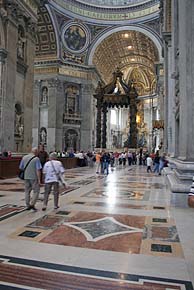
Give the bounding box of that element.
[146,155,153,173]
[42,152,66,210]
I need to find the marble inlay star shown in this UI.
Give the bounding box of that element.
[63,217,143,242]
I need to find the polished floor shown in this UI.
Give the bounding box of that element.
[0,164,194,289]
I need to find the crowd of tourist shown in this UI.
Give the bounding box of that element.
[0,144,168,212]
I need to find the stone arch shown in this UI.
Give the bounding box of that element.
[87,24,163,65]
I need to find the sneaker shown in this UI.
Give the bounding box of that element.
[54,206,59,209]
[42,207,46,211]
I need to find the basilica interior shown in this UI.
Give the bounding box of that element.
[0,0,194,289]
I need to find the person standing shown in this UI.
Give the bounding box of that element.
[101,152,110,175]
[38,144,49,183]
[42,152,66,211]
[19,147,42,210]
[146,154,153,173]
[153,151,160,174]
[95,151,101,174]
[159,153,166,175]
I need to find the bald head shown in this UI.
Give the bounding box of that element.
[31,147,38,155]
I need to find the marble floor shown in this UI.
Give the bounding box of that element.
[0,165,194,289]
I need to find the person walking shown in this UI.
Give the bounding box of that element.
[146,154,153,173]
[153,151,160,174]
[159,153,166,175]
[95,151,101,174]
[19,147,42,210]
[101,151,110,175]
[38,144,49,183]
[42,152,66,211]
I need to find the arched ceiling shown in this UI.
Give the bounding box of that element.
[74,0,154,8]
[50,0,160,24]
[92,30,159,95]
[35,4,57,59]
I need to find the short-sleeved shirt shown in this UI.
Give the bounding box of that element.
[43,160,65,183]
[19,154,42,180]
[146,157,153,166]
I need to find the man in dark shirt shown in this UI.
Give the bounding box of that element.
[38,144,49,183]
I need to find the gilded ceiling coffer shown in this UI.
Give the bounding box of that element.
[94,68,138,149]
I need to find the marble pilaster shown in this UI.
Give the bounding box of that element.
[178,0,194,160]
[21,26,37,152]
[32,80,42,147]
[3,16,18,152]
[0,48,8,152]
[80,83,94,151]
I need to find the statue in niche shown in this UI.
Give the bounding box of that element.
[40,127,47,144]
[17,26,25,60]
[138,122,148,147]
[15,103,24,137]
[65,86,79,114]
[65,129,78,150]
[41,86,48,104]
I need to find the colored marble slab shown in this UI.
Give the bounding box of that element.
[143,225,180,242]
[153,206,165,209]
[140,239,184,258]
[70,180,95,185]
[10,227,52,242]
[19,230,41,238]
[0,183,24,191]
[56,211,71,215]
[0,255,190,290]
[0,204,25,222]
[63,217,143,242]
[104,182,152,189]
[39,186,79,197]
[40,212,145,254]
[151,243,172,253]
[152,218,167,223]
[27,215,64,229]
[60,186,79,195]
[86,201,146,209]
[82,189,149,201]
[88,175,105,180]
[145,216,172,225]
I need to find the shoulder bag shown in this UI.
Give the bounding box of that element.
[18,156,36,180]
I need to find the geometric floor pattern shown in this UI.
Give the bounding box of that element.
[0,164,194,289]
[0,255,192,290]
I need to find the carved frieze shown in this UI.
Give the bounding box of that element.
[48,78,62,90]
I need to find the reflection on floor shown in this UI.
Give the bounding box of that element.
[0,165,194,289]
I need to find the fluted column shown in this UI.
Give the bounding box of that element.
[102,104,107,148]
[0,49,8,152]
[129,90,137,148]
[96,98,102,148]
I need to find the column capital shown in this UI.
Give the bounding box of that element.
[34,79,42,89]
[48,78,62,90]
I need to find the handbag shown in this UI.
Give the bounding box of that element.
[18,156,36,180]
[188,195,194,208]
[18,169,25,180]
